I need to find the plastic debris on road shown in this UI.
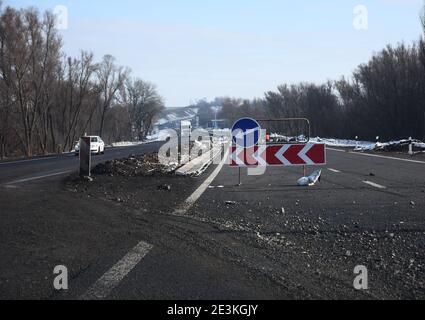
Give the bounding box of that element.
[297,170,322,187]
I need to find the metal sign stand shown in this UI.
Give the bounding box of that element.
[238,167,242,186]
[231,118,262,187]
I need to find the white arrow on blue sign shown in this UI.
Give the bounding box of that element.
[232,118,261,148]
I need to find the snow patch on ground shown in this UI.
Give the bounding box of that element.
[310,137,375,149]
[111,130,172,147]
[145,130,172,142]
[312,137,425,152]
[111,141,146,147]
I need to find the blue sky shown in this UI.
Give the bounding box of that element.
[7,0,425,107]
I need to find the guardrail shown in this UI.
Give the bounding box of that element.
[256,118,311,144]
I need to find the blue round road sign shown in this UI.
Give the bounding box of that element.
[232,118,261,148]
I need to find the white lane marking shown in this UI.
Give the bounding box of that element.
[363,181,387,189]
[5,170,73,185]
[82,148,227,300]
[327,148,425,164]
[0,156,58,166]
[326,148,346,153]
[328,168,341,173]
[185,148,229,206]
[80,241,153,300]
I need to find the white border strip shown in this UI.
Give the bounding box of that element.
[0,156,58,166]
[186,148,229,205]
[80,241,153,300]
[363,180,386,189]
[327,148,425,164]
[81,149,228,299]
[5,170,72,186]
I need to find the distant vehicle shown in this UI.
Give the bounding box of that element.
[74,136,105,156]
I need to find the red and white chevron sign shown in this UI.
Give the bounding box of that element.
[230,143,326,167]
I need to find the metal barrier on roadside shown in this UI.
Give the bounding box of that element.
[257,118,311,145]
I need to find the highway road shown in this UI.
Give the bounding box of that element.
[0,146,424,300]
[0,142,164,186]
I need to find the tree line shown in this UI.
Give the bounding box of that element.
[194,7,425,141]
[0,5,164,158]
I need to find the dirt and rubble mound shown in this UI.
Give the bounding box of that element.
[92,153,177,177]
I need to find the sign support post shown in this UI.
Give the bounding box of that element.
[231,118,261,187]
[79,136,91,177]
[238,167,242,186]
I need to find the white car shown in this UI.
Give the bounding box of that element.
[74,136,105,156]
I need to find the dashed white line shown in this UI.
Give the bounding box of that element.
[363,181,387,189]
[82,148,228,300]
[326,148,346,153]
[185,148,229,206]
[80,241,153,300]
[328,168,341,173]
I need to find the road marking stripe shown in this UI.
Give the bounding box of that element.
[328,168,341,173]
[0,156,58,166]
[82,148,227,300]
[326,148,346,153]
[80,241,153,300]
[5,170,73,185]
[185,148,229,205]
[363,181,386,189]
[328,148,425,164]
[352,152,425,164]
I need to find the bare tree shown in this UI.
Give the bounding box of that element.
[420,3,425,68]
[121,78,164,141]
[419,3,425,139]
[35,11,63,154]
[0,7,62,156]
[0,3,12,157]
[2,1,425,158]
[96,55,129,137]
[0,4,164,157]
[58,51,97,151]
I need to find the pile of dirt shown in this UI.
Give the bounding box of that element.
[92,153,176,177]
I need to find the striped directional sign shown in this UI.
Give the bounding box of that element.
[230,143,326,167]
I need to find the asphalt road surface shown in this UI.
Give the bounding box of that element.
[0,142,164,186]
[0,146,424,300]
